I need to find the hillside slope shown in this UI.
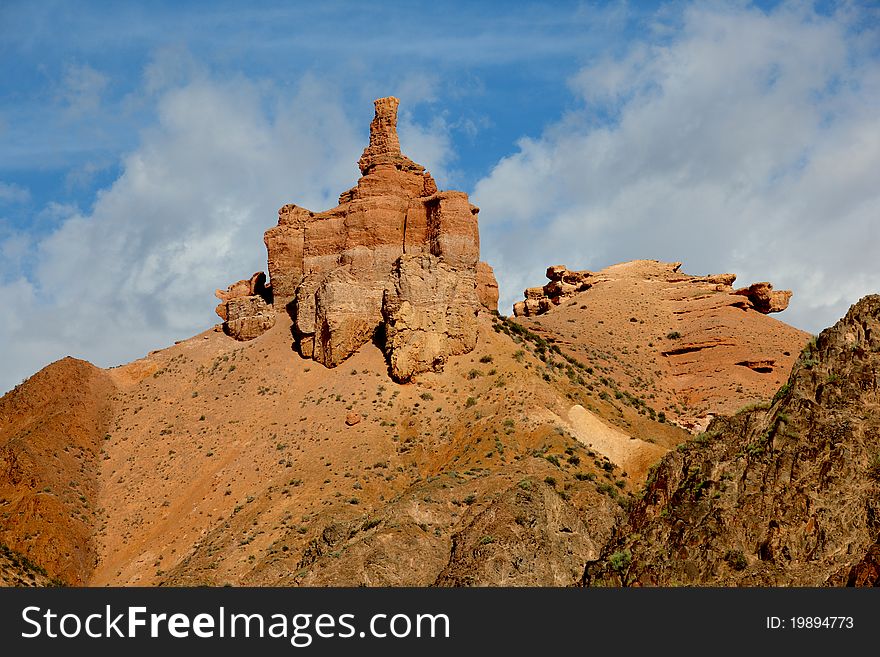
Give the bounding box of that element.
[0,357,115,585]
[89,309,671,586]
[516,260,810,431]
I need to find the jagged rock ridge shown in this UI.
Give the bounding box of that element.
[513,261,790,317]
[214,97,498,381]
[584,294,880,586]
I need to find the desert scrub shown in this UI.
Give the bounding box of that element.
[608,549,632,584]
[724,549,748,571]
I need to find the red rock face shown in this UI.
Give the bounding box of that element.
[216,96,499,378]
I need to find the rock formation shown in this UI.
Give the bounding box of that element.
[214,97,498,379]
[513,261,791,318]
[383,254,479,381]
[214,272,275,341]
[583,294,880,586]
[475,261,499,312]
[513,265,592,317]
[732,281,792,314]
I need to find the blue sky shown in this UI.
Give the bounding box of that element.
[1,0,879,392]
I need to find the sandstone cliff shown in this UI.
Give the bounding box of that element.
[214,97,498,380]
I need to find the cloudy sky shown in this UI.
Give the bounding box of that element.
[1,0,878,393]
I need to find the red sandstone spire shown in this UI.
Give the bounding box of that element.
[357,96,424,175]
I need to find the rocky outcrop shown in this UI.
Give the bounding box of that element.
[513,262,793,318]
[584,294,880,586]
[223,295,276,341]
[215,97,497,377]
[214,272,270,322]
[312,269,384,368]
[382,254,479,382]
[733,282,792,314]
[476,261,499,312]
[513,265,592,317]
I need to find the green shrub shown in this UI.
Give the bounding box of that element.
[609,549,632,575]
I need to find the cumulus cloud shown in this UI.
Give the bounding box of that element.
[474,3,880,332]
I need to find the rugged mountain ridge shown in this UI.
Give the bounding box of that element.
[584,294,880,586]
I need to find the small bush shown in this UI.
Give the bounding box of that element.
[724,550,748,571]
[544,476,557,487]
[479,355,494,364]
[609,549,632,575]
[666,331,681,340]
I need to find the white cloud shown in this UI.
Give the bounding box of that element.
[59,63,110,117]
[474,3,880,333]
[0,181,31,204]
[0,67,368,393]
[398,111,455,183]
